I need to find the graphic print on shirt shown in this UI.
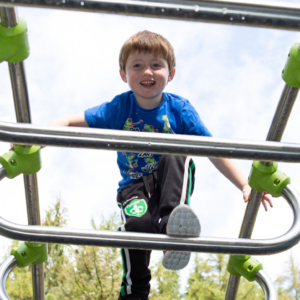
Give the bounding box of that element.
[141,156,158,173]
[123,118,143,131]
[122,115,173,179]
[162,115,174,134]
[142,124,159,132]
[122,153,142,179]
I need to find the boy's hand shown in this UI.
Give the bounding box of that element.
[242,184,273,211]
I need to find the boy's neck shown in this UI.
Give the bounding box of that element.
[135,93,164,110]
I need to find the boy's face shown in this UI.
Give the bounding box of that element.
[119,51,175,109]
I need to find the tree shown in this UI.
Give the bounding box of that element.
[185,254,227,300]
[5,240,33,300]
[275,255,300,300]
[185,254,266,300]
[5,199,123,300]
[69,214,123,300]
[43,198,73,299]
[150,261,181,300]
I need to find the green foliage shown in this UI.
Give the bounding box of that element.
[5,198,298,300]
[70,214,122,300]
[5,199,123,300]
[150,261,181,300]
[43,199,73,299]
[6,240,33,299]
[275,255,300,299]
[184,254,265,300]
[185,254,228,300]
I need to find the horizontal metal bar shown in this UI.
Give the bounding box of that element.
[1,121,300,163]
[0,185,299,255]
[0,256,17,300]
[1,0,300,31]
[255,270,278,300]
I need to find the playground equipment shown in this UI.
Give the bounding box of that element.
[1,0,300,299]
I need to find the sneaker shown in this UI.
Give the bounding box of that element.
[162,204,200,270]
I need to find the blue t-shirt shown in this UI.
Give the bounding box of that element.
[85,91,212,190]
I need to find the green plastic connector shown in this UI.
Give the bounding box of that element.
[248,161,290,197]
[282,43,300,88]
[227,255,262,282]
[0,18,30,63]
[0,145,41,179]
[11,242,48,268]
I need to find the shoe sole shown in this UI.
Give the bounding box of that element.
[162,205,200,270]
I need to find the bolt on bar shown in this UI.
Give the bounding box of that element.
[0,184,299,255]
[0,256,17,300]
[1,0,300,31]
[2,121,300,162]
[255,270,278,300]
[0,7,45,300]
[225,84,299,299]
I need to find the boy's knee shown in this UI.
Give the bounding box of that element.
[124,212,152,233]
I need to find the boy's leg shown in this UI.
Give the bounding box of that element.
[157,155,196,227]
[156,155,200,270]
[117,177,156,300]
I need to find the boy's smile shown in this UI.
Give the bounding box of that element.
[120,51,175,109]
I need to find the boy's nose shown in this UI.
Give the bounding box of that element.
[143,67,153,76]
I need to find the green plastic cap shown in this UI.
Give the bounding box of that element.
[248,161,290,197]
[227,255,262,282]
[11,242,48,268]
[0,18,30,63]
[0,145,41,179]
[282,43,300,88]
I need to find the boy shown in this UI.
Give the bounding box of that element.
[49,31,272,300]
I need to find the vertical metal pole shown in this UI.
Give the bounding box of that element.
[225,84,299,299]
[0,7,45,300]
[0,168,7,181]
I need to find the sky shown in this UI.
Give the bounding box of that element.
[1,0,300,295]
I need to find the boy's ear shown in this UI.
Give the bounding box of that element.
[119,69,127,83]
[168,68,176,82]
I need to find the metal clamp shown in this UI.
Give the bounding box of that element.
[0,18,30,63]
[0,145,41,179]
[282,43,300,88]
[227,255,263,282]
[248,161,290,197]
[11,242,47,268]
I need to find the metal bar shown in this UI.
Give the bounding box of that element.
[8,62,32,124]
[0,256,18,300]
[2,121,300,162]
[224,190,263,299]
[1,0,300,31]
[0,184,298,255]
[0,168,6,181]
[0,6,17,26]
[255,270,278,300]
[266,85,299,142]
[225,83,299,299]
[1,7,45,300]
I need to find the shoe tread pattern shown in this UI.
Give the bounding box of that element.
[162,205,200,270]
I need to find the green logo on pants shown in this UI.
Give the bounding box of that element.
[124,199,148,218]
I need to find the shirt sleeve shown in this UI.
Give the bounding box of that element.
[84,96,125,130]
[181,101,212,137]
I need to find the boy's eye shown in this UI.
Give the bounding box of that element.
[133,64,142,68]
[152,63,161,68]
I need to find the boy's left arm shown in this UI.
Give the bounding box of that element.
[209,158,273,211]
